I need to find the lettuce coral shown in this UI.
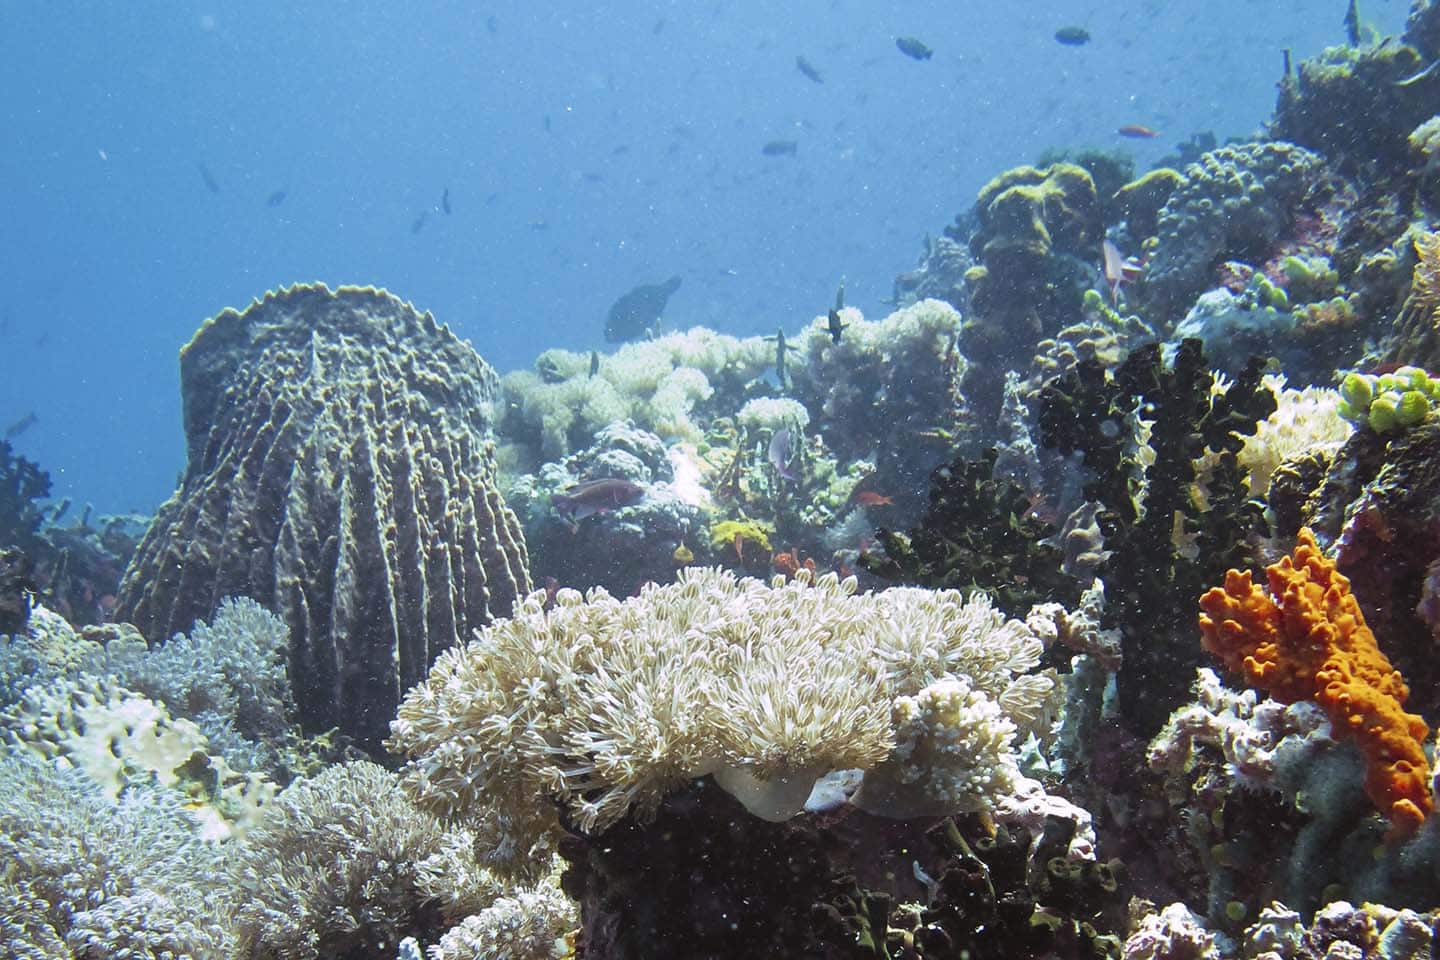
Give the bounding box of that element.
[1198,528,1433,836]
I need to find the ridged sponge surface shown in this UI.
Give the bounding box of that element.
[117,283,530,746]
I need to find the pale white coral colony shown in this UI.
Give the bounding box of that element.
[1237,374,1352,497]
[389,567,1092,873]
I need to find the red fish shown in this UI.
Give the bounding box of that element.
[854,491,894,507]
[1117,124,1159,139]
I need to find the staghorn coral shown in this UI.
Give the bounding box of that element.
[116,283,530,748]
[389,567,1082,879]
[1198,528,1433,836]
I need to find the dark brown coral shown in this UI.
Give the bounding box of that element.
[116,283,530,747]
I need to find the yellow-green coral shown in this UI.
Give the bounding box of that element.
[1338,366,1440,432]
[708,518,773,555]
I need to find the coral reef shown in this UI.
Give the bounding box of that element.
[0,547,34,636]
[0,748,230,958]
[961,164,1103,416]
[1388,230,1440,368]
[862,447,1082,616]
[498,328,773,464]
[0,440,51,554]
[390,568,1086,879]
[227,761,467,959]
[789,298,967,513]
[1272,40,1440,178]
[1038,339,1276,735]
[1138,142,1327,325]
[115,283,530,747]
[506,420,706,595]
[1199,528,1432,836]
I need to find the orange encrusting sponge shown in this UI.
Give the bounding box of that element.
[1198,528,1433,838]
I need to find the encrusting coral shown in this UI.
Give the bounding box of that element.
[1198,528,1433,836]
[116,283,530,748]
[389,567,1090,878]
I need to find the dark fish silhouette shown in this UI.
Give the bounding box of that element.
[763,327,801,388]
[553,478,646,526]
[895,36,932,60]
[411,211,428,234]
[826,309,847,344]
[196,162,221,194]
[834,280,845,311]
[605,276,682,342]
[442,187,451,215]
[266,189,287,207]
[796,55,823,83]
[1054,26,1091,45]
[3,412,37,441]
[762,139,799,157]
[589,350,600,378]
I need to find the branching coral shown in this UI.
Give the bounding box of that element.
[389,568,1080,877]
[1198,528,1433,836]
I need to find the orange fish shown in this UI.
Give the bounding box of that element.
[854,491,894,507]
[1117,124,1159,139]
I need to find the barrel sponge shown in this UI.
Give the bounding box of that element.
[389,567,1067,875]
[115,283,531,748]
[1199,528,1433,836]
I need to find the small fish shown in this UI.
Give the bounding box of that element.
[796,55,824,83]
[1102,239,1144,304]
[854,491,894,507]
[486,14,499,34]
[673,543,694,564]
[834,279,845,311]
[612,144,631,155]
[653,17,666,35]
[769,428,797,481]
[1117,124,1159,139]
[544,114,552,132]
[826,308,847,344]
[589,350,600,379]
[763,327,801,387]
[441,187,451,215]
[266,189,287,207]
[411,211,428,234]
[196,161,221,194]
[553,478,646,527]
[3,412,37,441]
[1054,26,1091,46]
[762,139,799,157]
[895,36,933,61]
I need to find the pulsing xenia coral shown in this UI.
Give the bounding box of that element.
[389,568,1077,875]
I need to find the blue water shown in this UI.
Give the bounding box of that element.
[0,1,1411,516]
